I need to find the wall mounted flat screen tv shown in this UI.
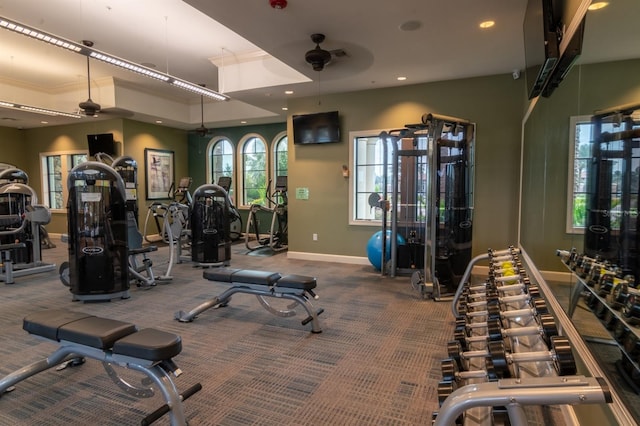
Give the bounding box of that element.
[540,16,586,98]
[523,0,560,99]
[87,133,116,156]
[292,111,340,145]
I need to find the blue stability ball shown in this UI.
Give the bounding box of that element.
[367,230,406,271]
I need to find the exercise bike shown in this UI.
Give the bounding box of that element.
[244,175,288,252]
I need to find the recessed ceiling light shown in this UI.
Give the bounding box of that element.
[285,90,294,95]
[588,2,609,10]
[282,107,288,111]
[41,121,48,124]
[155,120,163,124]
[240,120,247,124]
[479,20,495,29]
[397,76,407,81]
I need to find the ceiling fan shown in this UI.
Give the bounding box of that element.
[78,41,101,117]
[191,88,213,137]
[305,33,347,71]
[77,41,133,118]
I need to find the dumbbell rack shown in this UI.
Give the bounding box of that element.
[433,247,613,426]
[558,248,640,394]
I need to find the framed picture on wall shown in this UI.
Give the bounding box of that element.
[144,148,174,200]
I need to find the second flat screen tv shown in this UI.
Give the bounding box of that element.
[292,111,340,145]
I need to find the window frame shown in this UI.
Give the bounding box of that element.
[348,129,388,226]
[237,133,269,208]
[206,136,236,203]
[272,131,288,180]
[39,150,88,212]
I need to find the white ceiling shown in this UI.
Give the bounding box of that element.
[0,0,635,131]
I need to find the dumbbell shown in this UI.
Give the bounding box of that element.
[463,277,532,296]
[594,268,624,297]
[446,335,576,378]
[622,293,640,325]
[459,297,549,323]
[487,246,519,257]
[459,286,542,312]
[611,280,639,309]
[574,254,600,279]
[556,248,577,267]
[454,313,558,350]
[441,357,500,383]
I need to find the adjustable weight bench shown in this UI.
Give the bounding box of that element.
[175,268,324,333]
[0,310,201,426]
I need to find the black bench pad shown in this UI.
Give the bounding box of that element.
[58,317,138,350]
[113,328,182,360]
[277,274,317,290]
[204,268,281,285]
[203,268,316,290]
[23,310,95,341]
[24,310,182,361]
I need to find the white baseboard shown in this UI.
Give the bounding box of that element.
[287,251,370,265]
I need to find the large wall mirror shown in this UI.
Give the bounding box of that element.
[521,0,640,422]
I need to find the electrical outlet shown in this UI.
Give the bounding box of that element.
[313,233,318,241]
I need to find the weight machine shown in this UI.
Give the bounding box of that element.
[0,166,56,249]
[63,161,130,301]
[378,113,475,300]
[584,103,640,280]
[0,182,56,283]
[244,176,288,253]
[181,183,233,266]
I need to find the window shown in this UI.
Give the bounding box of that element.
[239,135,268,206]
[567,115,640,233]
[40,151,88,211]
[349,130,395,224]
[207,137,235,199]
[273,132,288,178]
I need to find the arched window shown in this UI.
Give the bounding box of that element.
[239,134,268,206]
[273,132,288,178]
[207,137,235,199]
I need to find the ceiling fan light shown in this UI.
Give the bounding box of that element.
[305,46,331,71]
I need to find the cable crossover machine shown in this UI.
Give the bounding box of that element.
[377,113,475,301]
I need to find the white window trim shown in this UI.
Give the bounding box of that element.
[39,149,88,213]
[271,130,288,183]
[566,115,591,234]
[205,136,230,183]
[237,133,269,209]
[348,129,387,226]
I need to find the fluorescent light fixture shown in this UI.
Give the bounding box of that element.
[0,100,83,118]
[0,18,83,52]
[0,16,229,101]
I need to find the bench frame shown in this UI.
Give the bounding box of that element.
[175,269,323,333]
[0,312,196,426]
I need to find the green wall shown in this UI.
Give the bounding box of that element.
[2,118,188,234]
[283,73,525,259]
[188,122,286,187]
[0,127,28,166]
[521,58,640,271]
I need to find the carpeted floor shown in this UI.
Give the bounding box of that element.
[0,240,454,425]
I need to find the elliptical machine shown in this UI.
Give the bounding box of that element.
[244,175,288,252]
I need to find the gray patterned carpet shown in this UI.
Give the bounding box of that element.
[0,240,453,425]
